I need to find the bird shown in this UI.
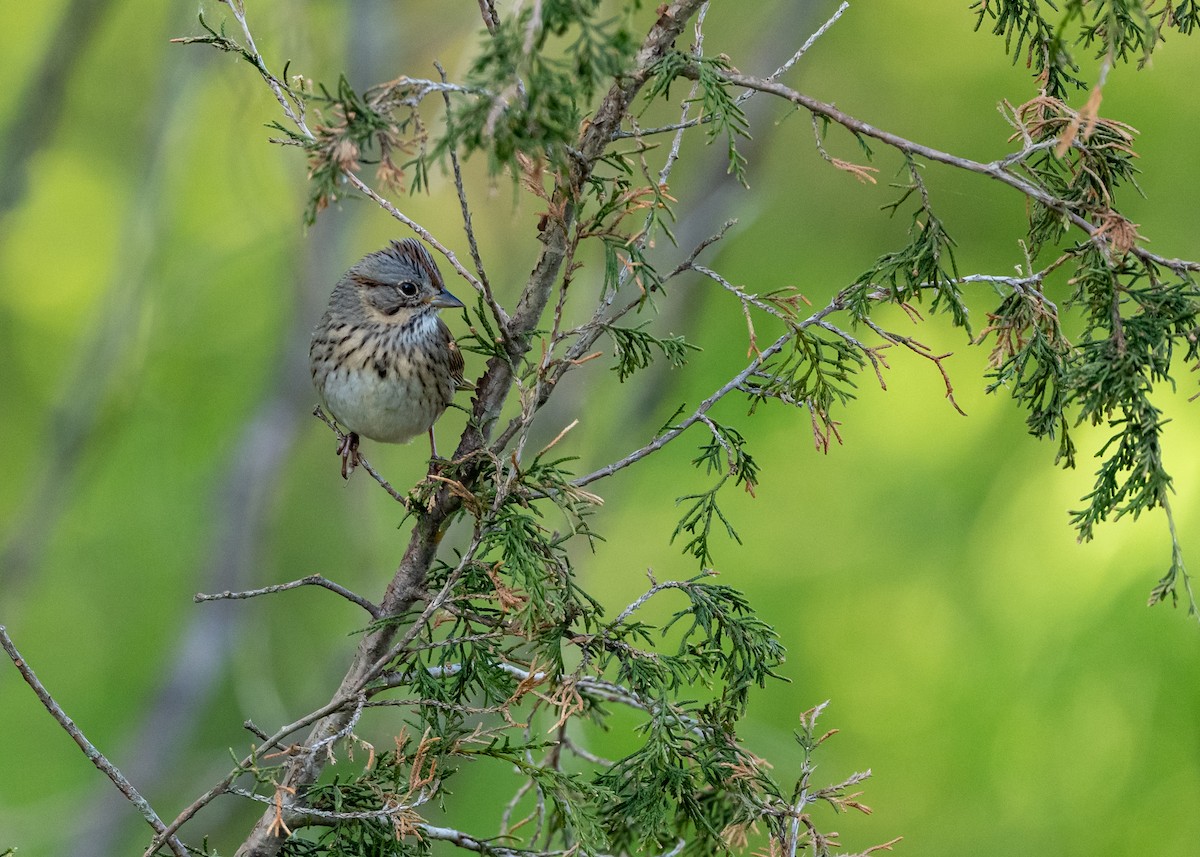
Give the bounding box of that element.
[309,238,466,478]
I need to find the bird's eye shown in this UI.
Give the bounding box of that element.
[399,282,419,298]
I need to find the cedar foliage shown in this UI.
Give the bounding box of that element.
[151,2,1200,855]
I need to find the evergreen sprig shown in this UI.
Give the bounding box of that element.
[661,579,786,715]
[448,2,635,174]
[672,424,759,567]
[583,166,679,272]
[604,322,700,381]
[845,198,967,330]
[982,284,1076,462]
[744,328,865,450]
[1006,96,1141,259]
[982,241,1200,605]
[971,0,1085,98]
[971,0,1187,95]
[597,699,784,855]
[599,235,668,300]
[974,0,1200,95]
[643,51,752,183]
[294,76,431,223]
[1150,0,1200,35]
[1148,530,1194,611]
[1063,253,1200,540]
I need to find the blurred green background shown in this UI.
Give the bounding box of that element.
[3,1,1199,855]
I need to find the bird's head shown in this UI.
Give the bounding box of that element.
[348,238,465,321]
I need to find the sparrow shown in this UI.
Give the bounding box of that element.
[309,239,466,478]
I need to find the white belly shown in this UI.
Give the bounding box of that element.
[320,367,443,444]
[311,312,456,444]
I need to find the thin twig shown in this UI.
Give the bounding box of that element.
[435,60,509,333]
[608,579,697,626]
[145,690,362,855]
[660,1,709,183]
[306,692,367,756]
[366,543,480,675]
[1,626,188,857]
[744,0,850,103]
[195,574,381,618]
[571,328,791,488]
[692,264,794,323]
[1161,497,1199,618]
[718,69,1200,274]
[344,171,491,293]
[862,318,967,416]
[216,8,493,301]
[490,221,736,454]
[312,406,408,504]
[572,291,848,488]
[224,0,312,137]
[613,0,851,140]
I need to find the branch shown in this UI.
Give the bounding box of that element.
[196,3,495,306]
[489,221,736,455]
[170,5,846,856]
[608,577,700,626]
[1,626,187,857]
[613,0,851,141]
[572,290,847,488]
[195,574,381,618]
[718,69,1200,274]
[312,406,408,503]
[341,171,492,306]
[436,60,509,333]
[572,259,1041,488]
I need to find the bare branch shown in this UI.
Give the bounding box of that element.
[341,171,491,296]
[1,626,187,857]
[757,1,850,91]
[622,584,702,630]
[572,289,849,488]
[435,60,509,333]
[614,0,851,140]
[312,406,408,504]
[195,575,381,618]
[476,0,499,33]
[719,69,1200,274]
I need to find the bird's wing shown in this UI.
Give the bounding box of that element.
[440,318,470,391]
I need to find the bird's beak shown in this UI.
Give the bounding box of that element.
[430,288,465,309]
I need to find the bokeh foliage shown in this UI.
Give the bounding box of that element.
[2,2,1200,856]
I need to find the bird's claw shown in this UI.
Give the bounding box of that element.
[337,432,361,480]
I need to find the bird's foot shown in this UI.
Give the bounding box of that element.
[425,427,447,475]
[337,432,361,480]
